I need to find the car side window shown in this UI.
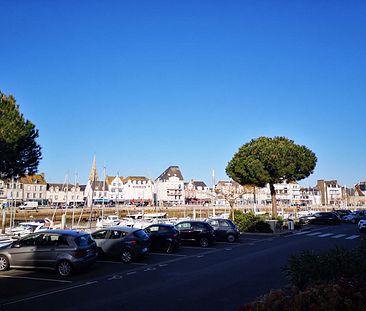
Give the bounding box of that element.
[20,234,42,246]
[38,234,60,246]
[57,235,69,247]
[177,223,191,230]
[110,230,125,239]
[93,230,108,239]
[209,220,219,227]
[219,220,230,227]
[147,226,159,233]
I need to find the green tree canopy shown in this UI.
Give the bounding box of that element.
[0,91,42,178]
[226,136,317,217]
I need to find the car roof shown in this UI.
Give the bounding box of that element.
[146,223,174,228]
[175,220,208,225]
[40,229,90,237]
[95,226,139,233]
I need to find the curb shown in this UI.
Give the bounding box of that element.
[241,230,294,237]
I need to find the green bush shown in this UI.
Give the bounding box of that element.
[233,211,273,233]
[240,278,366,311]
[285,240,366,289]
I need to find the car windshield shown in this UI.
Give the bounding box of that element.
[74,234,94,247]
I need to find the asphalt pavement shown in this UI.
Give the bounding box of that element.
[0,223,363,311]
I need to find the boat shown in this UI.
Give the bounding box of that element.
[96,215,121,228]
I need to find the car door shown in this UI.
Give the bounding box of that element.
[145,225,160,250]
[92,230,110,254]
[33,233,59,268]
[10,233,42,267]
[207,219,224,240]
[176,222,194,242]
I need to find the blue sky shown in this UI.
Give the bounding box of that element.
[1,1,365,187]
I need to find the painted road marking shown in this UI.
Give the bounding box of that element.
[149,252,187,257]
[307,232,323,236]
[0,275,72,283]
[346,235,360,240]
[2,281,97,306]
[318,233,333,238]
[294,231,311,235]
[126,272,137,275]
[131,263,148,266]
[180,246,216,250]
[331,234,347,239]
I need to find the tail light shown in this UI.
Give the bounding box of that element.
[73,249,87,258]
[130,240,138,246]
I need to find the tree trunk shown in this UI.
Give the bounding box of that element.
[270,183,277,219]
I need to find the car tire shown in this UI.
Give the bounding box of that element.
[120,249,133,263]
[0,255,9,271]
[227,234,236,243]
[57,260,72,277]
[199,237,209,248]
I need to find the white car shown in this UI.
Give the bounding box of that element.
[358,218,366,232]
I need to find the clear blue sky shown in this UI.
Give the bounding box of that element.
[1,1,365,187]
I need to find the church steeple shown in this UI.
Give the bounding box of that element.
[89,154,99,184]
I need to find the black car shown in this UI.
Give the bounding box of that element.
[175,221,215,247]
[91,226,150,263]
[144,224,180,253]
[308,212,341,225]
[205,218,240,242]
[334,209,351,218]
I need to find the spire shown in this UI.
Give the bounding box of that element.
[89,154,99,184]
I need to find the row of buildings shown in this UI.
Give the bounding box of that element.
[0,159,365,208]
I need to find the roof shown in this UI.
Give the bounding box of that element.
[156,166,184,181]
[41,229,90,237]
[125,176,149,182]
[19,174,47,185]
[106,176,123,186]
[193,181,207,188]
[95,226,140,233]
[47,183,84,191]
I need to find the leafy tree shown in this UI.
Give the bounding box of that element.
[0,91,42,178]
[226,136,317,218]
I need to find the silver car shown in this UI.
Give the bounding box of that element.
[0,230,97,276]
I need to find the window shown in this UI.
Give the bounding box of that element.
[177,223,191,230]
[20,233,43,247]
[146,226,159,233]
[92,230,108,239]
[110,230,126,239]
[219,220,230,227]
[74,234,94,247]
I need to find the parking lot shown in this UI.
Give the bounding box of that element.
[0,234,273,307]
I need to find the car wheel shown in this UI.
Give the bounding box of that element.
[120,249,133,263]
[227,234,236,243]
[57,260,72,277]
[0,255,9,271]
[199,237,209,248]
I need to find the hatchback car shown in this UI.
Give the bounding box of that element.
[91,226,150,263]
[144,224,180,253]
[358,216,366,232]
[308,212,341,225]
[0,230,97,276]
[342,210,366,224]
[174,221,215,247]
[205,218,240,242]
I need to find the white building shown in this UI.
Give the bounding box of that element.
[155,166,185,206]
[317,180,343,205]
[122,176,154,205]
[185,180,211,204]
[47,183,85,206]
[106,176,124,203]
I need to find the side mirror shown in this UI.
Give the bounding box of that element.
[13,242,22,248]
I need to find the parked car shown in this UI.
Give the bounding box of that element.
[308,212,341,225]
[91,226,150,263]
[298,214,316,225]
[144,224,180,253]
[334,209,351,218]
[342,210,366,224]
[174,221,215,247]
[0,230,97,276]
[358,216,366,232]
[205,218,240,242]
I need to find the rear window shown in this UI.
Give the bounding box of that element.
[74,234,94,247]
[133,229,148,239]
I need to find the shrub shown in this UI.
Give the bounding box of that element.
[285,239,366,289]
[240,278,366,311]
[233,211,274,233]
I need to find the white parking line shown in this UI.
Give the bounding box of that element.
[2,281,97,306]
[149,252,187,257]
[346,235,360,240]
[318,233,333,238]
[180,246,216,250]
[131,263,148,266]
[294,231,311,235]
[307,232,323,236]
[0,275,72,283]
[331,234,346,239]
